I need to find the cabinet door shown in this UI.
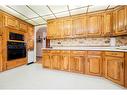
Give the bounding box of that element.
[104,57,124,85]
[61,55,70,71]
[51,55,61,70]
[42,54,51,68]
[86,56,102,76]
[103,11,113,36]
[4,15,19,29]
[72,16,87,37]
[0,13,2,36]
[87,14,102,37]
[55,19,63,38]
[70,56,84,73]
[63,18,72,38]
[27,26,34,50]
[0,36,2,71]
[115,6,127,35]
[47,20,56,39]
[19,22,27,32]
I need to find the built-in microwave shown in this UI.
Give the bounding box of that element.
[9,32,24,41]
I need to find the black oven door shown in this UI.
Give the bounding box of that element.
[7,41,26,61]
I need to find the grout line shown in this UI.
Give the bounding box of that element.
[6,5,39,25]
[26,5,46,21]
[105,5,110,11]
[46,5,57,19]
[67,5,71,16]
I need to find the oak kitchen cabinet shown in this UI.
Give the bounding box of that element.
[113,6,127,36]
[19,21,27,32]
[87,13,103,37]
[27,25,34,50]
[61,51,70,71]
[47,20,56,39]
[72,15,87,37]
[63,17,72,38]
[85,51,102,76]
[0,36,2,71]
[0,13,3,36]
[55,19,63,38]
[70,51,86,73]
[4,15,19,30]
[103,11,113,36]
[104,52,125,86]
[50,50,61,70]
[42,50,51,68]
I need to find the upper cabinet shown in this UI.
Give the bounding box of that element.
[113,6,127,36]
[63,17,72,38]
[4,15,19,30]
[27,25,34,50]
[87,13,103,37]
[72,15,87,38]
[47,6,127,39]
[55,19,63,38]
[103,11,113,36]
[19,21,27,32]
[47,20,56,39]
[0,13,3,36]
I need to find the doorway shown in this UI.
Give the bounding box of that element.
[36,27,46,63]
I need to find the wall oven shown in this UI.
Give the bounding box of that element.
[7,41,26,61]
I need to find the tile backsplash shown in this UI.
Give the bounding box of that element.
[116,36,127,46]
[50,38,110,47]
[50,36,127,47]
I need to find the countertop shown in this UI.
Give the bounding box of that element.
[42,47,127,52]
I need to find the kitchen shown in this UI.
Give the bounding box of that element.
[0,5,127,89]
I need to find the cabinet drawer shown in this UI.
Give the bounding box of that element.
[50,50,61,54]
[105,51,124,57]
[61,50,70,54]
[88,51,102,55]
[43,50,50,53]
[71,51,86,55]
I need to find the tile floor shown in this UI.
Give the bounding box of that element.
[0,63,125,89]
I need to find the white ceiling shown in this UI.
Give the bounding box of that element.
[0,5,117,26]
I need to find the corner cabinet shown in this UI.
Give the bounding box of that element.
[104,52,125,86]
[104,57,124,86]
[87,13,103,37]
[113,6,127,36]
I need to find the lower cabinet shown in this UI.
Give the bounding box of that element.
[104,56,124,86]
[51,55,61,70]
[42,50,126,88]
[70,56,84,73]
[61,53,70,71]
[43,54,51,68]
[86,55,102,76]
[0,36,2,71]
